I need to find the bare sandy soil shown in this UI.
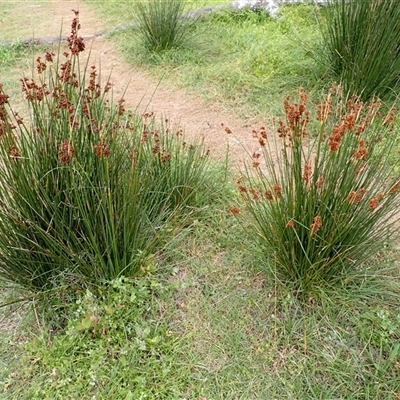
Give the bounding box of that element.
[3,0,267,168]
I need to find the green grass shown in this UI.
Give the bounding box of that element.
[0,0,52,41]
[1,2,400,399]
[2,213,400,398]
[88,2,325,119]
[1,277,191,399]
[163,215,400,399]
[0,43,28,65]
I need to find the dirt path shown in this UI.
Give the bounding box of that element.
[3,0,265,168]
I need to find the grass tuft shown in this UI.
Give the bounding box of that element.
[0,11,219,291]
[319,0,400,100]
[237,86,400,294]
[133,0,199,53]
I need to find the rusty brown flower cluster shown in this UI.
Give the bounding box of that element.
[229,206,240,215]
[282,88,310,136]
[389,181,400,194]
[302,163,312,182]
[0,84,10,137]
[36,56,47,74]
[285,219,295,228]
[0,86,8,107]
[86,65,101,98]
[323,94,383,154]
[316,176,324,189]
[21,77,49,102]
[58,53,76,86]
[348,188,366,203]
[261,184,283,201]
[7,145,20,159]
[93,141,111,159]
[68,10,85,55]
[252,151,261,168]
[353,139,368,160]
[58,140,75,164]
[310,216,322,235]
[382,105,396,131]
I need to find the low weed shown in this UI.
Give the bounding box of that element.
[238,86,400,294]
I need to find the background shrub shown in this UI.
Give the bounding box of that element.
[320,0,400,100]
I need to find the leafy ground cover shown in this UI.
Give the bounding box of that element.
[1,1,400,399]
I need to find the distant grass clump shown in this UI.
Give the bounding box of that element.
[320,0,400,100]
[0,11,217,292]
[238,86,400,294]
[133,0,198,53]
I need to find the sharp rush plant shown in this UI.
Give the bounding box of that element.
[133,0,198,53]
[319,0,400,101]
[237,86,400,294]
[0,11,213,292]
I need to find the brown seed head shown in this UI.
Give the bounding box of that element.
[249,188,260,200]
[389,181,400,194]
[264,190,273,200]
[36,57,47,74]
[310,216,322,235]
[286,220,295,228]
[0,91,9,107]
[382,106,396,130]
[369,198,379,209]
[58,140,75,164]
[7,145,20,158]
[273,184,282,198]
[348,188,366,203]
[93,142,110,159]
[229,206,240,215]
[303,163,312,182]
[45,51,55,63]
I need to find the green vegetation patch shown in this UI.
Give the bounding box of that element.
[3,277,189,399]
[90,2,324,119]
[0,42,30,66]
[1,3,400,399]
